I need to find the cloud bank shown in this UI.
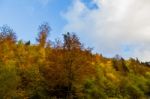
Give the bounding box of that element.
[62,0,150,61]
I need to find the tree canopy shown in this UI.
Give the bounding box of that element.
[0,24,150,99]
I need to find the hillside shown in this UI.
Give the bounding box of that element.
[0,24,150,99]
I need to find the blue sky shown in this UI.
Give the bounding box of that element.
[1,0,150,61]
[0,0,72,42]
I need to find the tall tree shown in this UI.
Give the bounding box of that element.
[0,25,17,64]
[62,32,93,98]
[0,25,17,43]
[36,23,51,63]
[36,23,51,48]
[63,32,82,50]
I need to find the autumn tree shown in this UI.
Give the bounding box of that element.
[36,23,51,65]
[36,23,51,48]
[0,25,19,98]
[0,25,16,43]
[63,32,82,50]
[0,25,17,65]
[62,32,94,98]
[112,56,129,73]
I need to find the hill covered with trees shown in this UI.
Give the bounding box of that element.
[0,23,150,99]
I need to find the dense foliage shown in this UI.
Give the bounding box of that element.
[0,24,150,99]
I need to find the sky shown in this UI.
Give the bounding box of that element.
[0,0,150,61]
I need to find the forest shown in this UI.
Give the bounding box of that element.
[0,23,150,99]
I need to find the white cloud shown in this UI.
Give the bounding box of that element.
[62,0,150,61]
